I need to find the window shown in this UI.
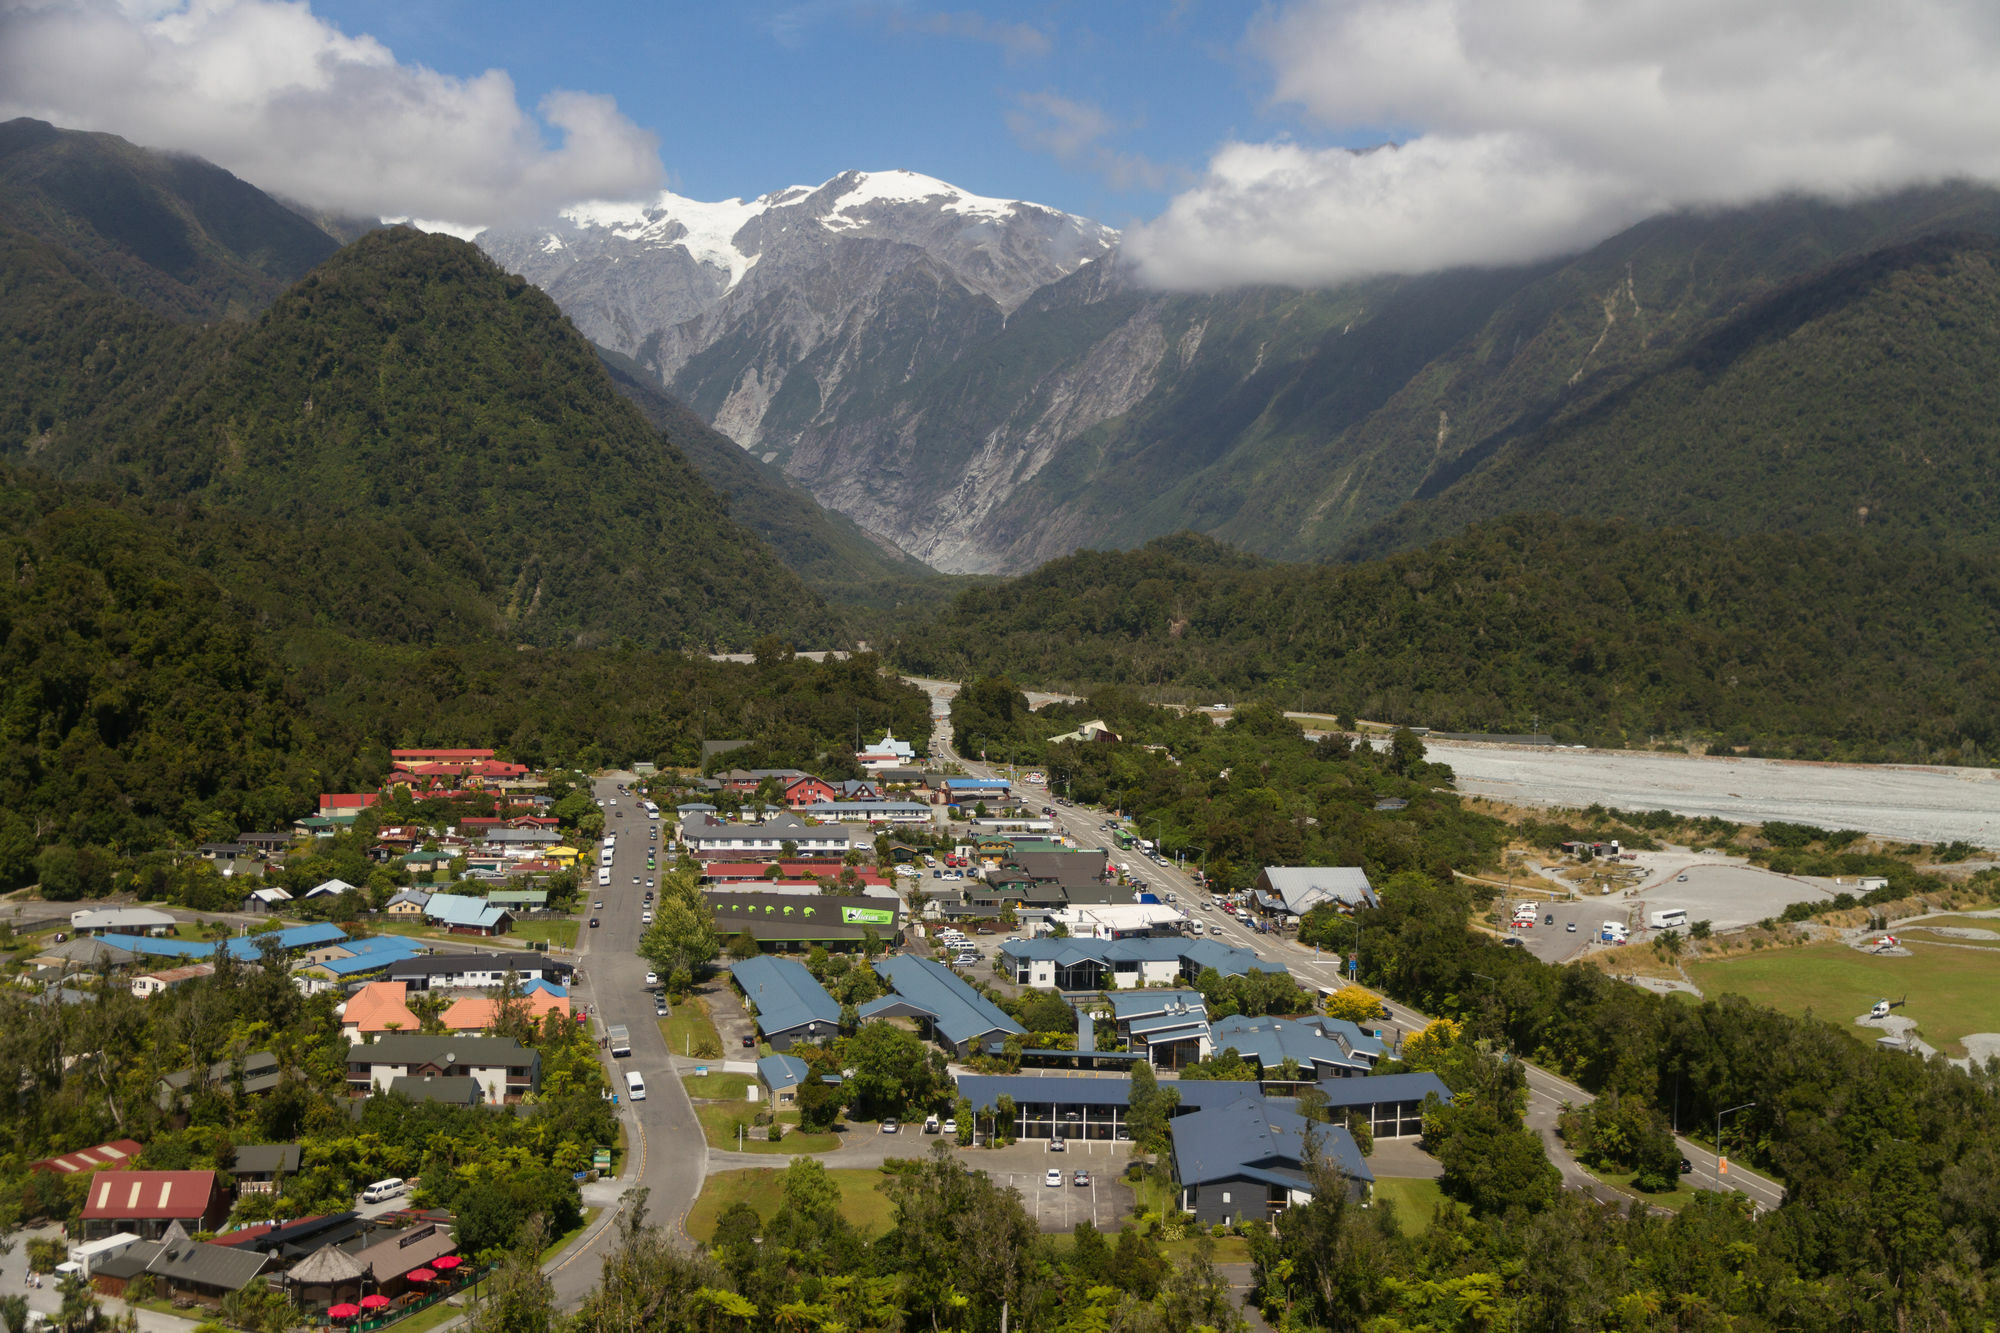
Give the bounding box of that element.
[1221,1191,1231,1203]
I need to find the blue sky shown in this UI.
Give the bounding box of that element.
[313,0,1303,226]
[5,1,1994,289]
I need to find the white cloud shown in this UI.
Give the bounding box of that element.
[1130,0,2000,289]
[0,0,664,232]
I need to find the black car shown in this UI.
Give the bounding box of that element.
[1679,1157,1695,1174]
[1544,913,1555,925]
[589,917,601,928]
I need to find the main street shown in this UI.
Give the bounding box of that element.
[915,678,1786,1215]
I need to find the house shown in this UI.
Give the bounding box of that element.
[938,777,1011,804]
[29,1138,145,1175]
[422,893,513,935]
[293,815,356,838]
[291,937,425,992]
[438,987,571,1035]
[229,1144,301,1194]
[1252,867,1377,919]
[130,963,215,998]
[345,1034,541,1104]
[239,832,293,857]
[242,885,293,913]
[953,1070,1450,1143]
[317,794,380,817]
[156,1051,282,1111]
[859,955,1026,1057]
[384,888,432,917]
[781,774,841,808]
[1047,719,1121,745]
[195,842,248,861]
[1107,991,1212,1069]
[709,892,901,953]
[304,877,359,899]
[340,981,422,1039]
[397,850,454,878]
[730,956,841,1050]
[390,748,497,770]
[386,951,572,991]
[485,890,549,911]
[1172,1092,1373,1225]
[678,812,854,859]
[32,937,137,974]
[81,1170,229,1239]
[757,1054,813,1104]
[70,907,178,937]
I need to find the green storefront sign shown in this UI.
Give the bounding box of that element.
[841,906,895,925]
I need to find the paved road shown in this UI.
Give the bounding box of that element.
[912,679,1787,1216]
[541,776,713,1306]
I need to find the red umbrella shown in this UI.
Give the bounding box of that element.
[430,1256,461,1271]
[328,1305,361,1321]
[358,1296,391,1310]
[404,1269,436,1284]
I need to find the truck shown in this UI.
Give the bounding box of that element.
[1600,921,1628,943]
[607,1024,632,1058]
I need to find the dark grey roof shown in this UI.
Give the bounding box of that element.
[231,1144,301,1176]
[386,952,571,977]
[1295,1071,1452,1109]
[348,1035,535,1066]
[146,1236,270,1292]
[387,1075,484,1104]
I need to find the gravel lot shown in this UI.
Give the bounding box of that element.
[1431,743,2000,846]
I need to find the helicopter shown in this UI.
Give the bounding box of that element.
[1869,995,1907,1020]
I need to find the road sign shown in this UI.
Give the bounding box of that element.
[1718,1156,1729,1176]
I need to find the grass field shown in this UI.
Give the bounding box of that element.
[662,996,722,1060]
[1686,940,2000,1057]
[685,1167,896,1241]
[1893,915,2000,948]
[682,1071,756,1099]
[512,919,579,949]
[694,1101,843,1155]
[1370,1177,1461,1236]
[1575,1164,1703,1212]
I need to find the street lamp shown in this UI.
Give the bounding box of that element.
[1715,1101,1756,1188]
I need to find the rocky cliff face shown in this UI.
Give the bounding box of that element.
[485,178,2000,574]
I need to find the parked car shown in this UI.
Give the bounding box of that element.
[880,1121,899,1134]
[593,900,604,909]
[654,998,668,1016]
[1566,922,1578,932]
[1048,1138,1066,1152]
[742,1035,755,1048]
[1045,1169,1063,1187]
[1545,914,1555,925]
[1073,1170,1090,1187]
[941,1118,957,1135]
[645,971,658,986]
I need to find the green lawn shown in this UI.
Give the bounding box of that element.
[1686,939,2000,1057]
[1159,1235,1252,1264]
[1369,1177,1462,1236]
[1893,915,2000,948]
[686,1167,896,1241]
[661,995,723,1059]
[1574,1163,1703,1212]
[683,1071,756,1099]
[513,919,578,949]
[540,1207,599,1260]
[693,1101,843,1154]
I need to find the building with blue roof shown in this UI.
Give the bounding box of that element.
[422,893,512,935]
[1207,1014,1382,1082]
[99,923,349,964]
[861,955,1025,1056]
[731,956,841,1051]
[1171,1090,1373,1225]
[757,1054,812,1104]
[954,1070,1450,1142]
[998,935,1286,991]
[1107,991,1212,1069]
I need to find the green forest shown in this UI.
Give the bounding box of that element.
[897,519,2000,763]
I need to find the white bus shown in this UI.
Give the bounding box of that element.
[1649,909,1689,930]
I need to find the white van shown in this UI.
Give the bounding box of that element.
[597,867,611,887]
[361,1177,407,1204]
[625,1070,647,1101]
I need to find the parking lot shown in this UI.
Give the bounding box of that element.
[964,1139,1136,1232]
[1514,854,1851,961]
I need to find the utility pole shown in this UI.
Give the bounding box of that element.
[1716,1101,1756,1188]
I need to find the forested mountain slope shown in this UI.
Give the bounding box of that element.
[891,521,2000,763]
[1350,232,2000,556]
[2,223,837,649]
[0,118,339,321]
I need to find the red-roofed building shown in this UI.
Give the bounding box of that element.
[508,815,559,830]
[82,1170,229,1239]
[318,794,380,816]
[29,1138,144,1175]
